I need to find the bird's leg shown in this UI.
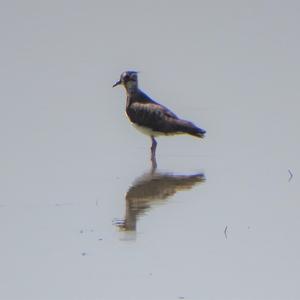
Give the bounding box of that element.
[150,136,157,171]
[151,136,157,159]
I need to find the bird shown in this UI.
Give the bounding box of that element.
[113,71,206,169]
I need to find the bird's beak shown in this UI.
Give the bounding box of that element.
[112,80,121,88]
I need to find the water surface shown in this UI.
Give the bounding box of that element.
[0,1,300,300]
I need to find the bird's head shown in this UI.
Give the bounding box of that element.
[113,71,138,91]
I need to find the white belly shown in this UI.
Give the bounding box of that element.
[131,122,182,137]
[131,123,163,137]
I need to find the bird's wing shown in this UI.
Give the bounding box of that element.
[128,102,205,137]
[128,102,179,131]
[132,102,178,120]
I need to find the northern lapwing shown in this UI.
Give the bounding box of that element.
[113,71,206,168]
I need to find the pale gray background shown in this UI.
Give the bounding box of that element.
[0,1,300,299]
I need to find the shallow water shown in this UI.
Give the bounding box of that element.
[1,1,300,300]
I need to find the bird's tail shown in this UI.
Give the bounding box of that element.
[176,119,206,138]
[188,126,206,138]
[189,128,206,138]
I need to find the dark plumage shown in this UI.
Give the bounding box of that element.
[126,90,206,138]
[113,71,206,168]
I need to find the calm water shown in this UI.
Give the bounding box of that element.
[0,1,300,300]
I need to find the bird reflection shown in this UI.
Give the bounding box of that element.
[115,169,205,232]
